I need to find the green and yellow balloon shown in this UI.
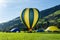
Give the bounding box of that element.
[20,8,39,31]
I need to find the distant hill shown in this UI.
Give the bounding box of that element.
[44,10,60,20]
[38,10,60,29]
[40,5,60,18]
[0,17,27,32]
[0,5,60,32]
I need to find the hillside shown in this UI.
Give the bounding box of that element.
[38,10,60,29]
[0,17,27,32]
[40,5,60,18]
[0,5,60,32]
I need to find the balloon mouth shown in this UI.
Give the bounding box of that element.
[28,28,32,33]
[29,29,32,31]
[28,27,32,31]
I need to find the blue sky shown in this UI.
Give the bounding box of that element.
[0,0,60,23]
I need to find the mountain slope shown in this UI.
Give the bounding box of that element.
[0,5,60,32]
[40,5,60,18]
[38,10,60,29]
[0,17,27,32]
[44,10,60,19]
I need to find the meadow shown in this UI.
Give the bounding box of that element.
[0,32,60,40]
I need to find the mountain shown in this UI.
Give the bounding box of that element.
[40,5,60,18]
[44,10,60,19]
[38,10,60,29]
[0,17,27,32]
[0,5,60,32]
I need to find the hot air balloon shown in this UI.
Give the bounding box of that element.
[20,8,40,31]
[10,28,20,32]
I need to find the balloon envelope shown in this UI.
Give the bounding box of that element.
[20,8,39,29]
[10,28,20,32]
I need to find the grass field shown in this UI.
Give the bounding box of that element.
[0,32,60,40]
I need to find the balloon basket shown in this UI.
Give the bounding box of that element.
[28,28,32,33]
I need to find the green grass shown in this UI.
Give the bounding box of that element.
[0,32,60,40]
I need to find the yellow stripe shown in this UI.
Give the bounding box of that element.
[32,9,38,28]
[24,9,30,28]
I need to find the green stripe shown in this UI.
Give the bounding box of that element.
[29,8,34,28]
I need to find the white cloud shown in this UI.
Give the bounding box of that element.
[0,0,7,8]
[0,0,29,8]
